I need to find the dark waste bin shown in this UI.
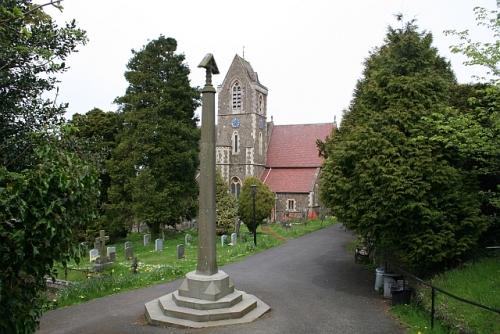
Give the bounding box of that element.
[391,288,412,305]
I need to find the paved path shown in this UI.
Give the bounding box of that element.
[38,225,403,334]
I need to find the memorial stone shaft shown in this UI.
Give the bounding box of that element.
[196,54,219,275]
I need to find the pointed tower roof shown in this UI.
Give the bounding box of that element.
[219,55,267,91]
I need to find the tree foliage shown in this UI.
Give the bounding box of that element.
[0,1,97,332]
[215,172,238,235]
[70,109,125,239]
[445,6,500,83]
[320,22,488,273]
[107,36,200,237]
[0,0,86,169]
[0,135,99,333]
[238,177,274,234]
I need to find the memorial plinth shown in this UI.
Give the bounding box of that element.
[144,54,270,328]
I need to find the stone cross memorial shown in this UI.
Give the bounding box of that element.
[155,238,163,252]
[94,230,109,263]
[177,244,185,259]
[143,234,151,246]
[145,53,270,328]
[231,233,237,246]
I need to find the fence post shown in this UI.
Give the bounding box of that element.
[431,287,436,329]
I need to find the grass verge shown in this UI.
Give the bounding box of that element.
[391,256,500,334]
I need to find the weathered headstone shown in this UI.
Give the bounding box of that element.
[124,241,132,250]
[89,249,99,262]
[221,235,227,247]
[185,234,192,246]
[107,246,116,262]
[231,233,237,246]
[235,219,241,236]
[177,244,185,259]
[155,238,163,252]
[125,245,134,260]
[143,234,151,246]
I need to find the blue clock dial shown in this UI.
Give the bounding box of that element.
[231,117,240,128]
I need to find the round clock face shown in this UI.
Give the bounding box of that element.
[258,117,266,129]
[231,117,240,128]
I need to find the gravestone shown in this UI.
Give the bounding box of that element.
[124,241,132,250]
[221,235,227,247]
[94,230,110,264]
[143,234,151,246]
[177,244,185,259]
[155,238,163,252]
[185,234,192,246]
[235,219,241,236]
[125,245,134,260]
[107,246,116,262]
[231,233,237,246]
[89,249,99,262]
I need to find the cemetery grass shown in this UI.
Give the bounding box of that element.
[391,255,500,334]
[50,218,336,309]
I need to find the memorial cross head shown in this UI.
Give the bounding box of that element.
[198,53,219,86]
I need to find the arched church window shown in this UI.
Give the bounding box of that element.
[258,94,264,114]
[230,177,242,198]
[232,81,242,112]
[259,132,263,156]
[232,131,239,154]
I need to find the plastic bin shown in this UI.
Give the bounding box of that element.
[375,267,385,292]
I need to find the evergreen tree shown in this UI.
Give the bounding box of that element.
[238,177,275,235]
[107,36,200,237]
[215,172,238,235]
[320,22,487,273]
[71,109,125,239]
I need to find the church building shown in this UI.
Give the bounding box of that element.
[215,55,335,221]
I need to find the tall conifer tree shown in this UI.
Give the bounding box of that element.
[107,36,200,236]
[320,22,487,273]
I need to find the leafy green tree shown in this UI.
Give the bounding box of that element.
[107,36,200,237]
[215,172,238,235]
[238,177,274,235]
[445,6,499,83]
[443,5,500,246]
[0,0,86,170]
[320,22,488,273]
[0,1,97,332]
[71,109,125,239]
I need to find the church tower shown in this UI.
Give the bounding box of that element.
[216,55,268,197]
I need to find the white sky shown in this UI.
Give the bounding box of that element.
[45,0,497,125]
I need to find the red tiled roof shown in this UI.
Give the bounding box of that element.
[266,123,333,168]
[261,168,319,193]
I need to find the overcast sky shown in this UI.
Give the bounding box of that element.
[45,0,497,125]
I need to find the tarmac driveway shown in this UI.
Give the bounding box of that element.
[38,224,403,334]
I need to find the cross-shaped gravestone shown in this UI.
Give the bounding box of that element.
[95,230,110,263]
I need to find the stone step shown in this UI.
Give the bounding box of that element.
[172,290,243,310]
[145,292,270,328]
[159,292,257,322]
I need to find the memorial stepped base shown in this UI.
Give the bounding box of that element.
[144,270,270,328]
